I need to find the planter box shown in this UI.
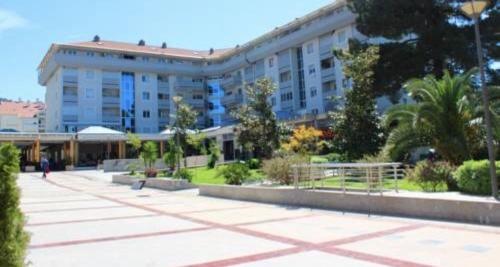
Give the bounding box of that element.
[199,185,500,226]
[25,166,36,172]
[65,165,74,171]
[112,174,197,191]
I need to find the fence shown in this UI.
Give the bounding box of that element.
[292,163,404,195]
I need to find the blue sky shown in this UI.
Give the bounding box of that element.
[0,0,333,101]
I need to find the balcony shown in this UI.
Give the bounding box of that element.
[102,115,120,123]
[220,75,242,87]
[102,96,120,105]
[63,114,78,123]
[175,80,204,89]
[279,80,292,89]
[186,99,205,108]
[158,80,170,91]
[158,100,170,108]
[321,67,336,81]
[221,94,243,106]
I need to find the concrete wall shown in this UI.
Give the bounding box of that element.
[199,185,500,226]
[112,174,196,191]
[103,155,209,172]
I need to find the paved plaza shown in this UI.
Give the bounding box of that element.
[19,171,500,267]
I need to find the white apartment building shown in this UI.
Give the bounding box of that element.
[38,0,398,134]
[0,101,45,132]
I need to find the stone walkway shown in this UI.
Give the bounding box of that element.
[20,171,500,267]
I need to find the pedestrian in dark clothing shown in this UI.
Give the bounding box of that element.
[41,157,49,178]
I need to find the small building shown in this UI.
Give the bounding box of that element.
[0,100,45,132]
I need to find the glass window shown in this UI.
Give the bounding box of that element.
[141,75,149,83]
[268,58,274,68]
[338,30,346,44]
[143,110,151,118]
[310,87,317,97]
[321,58,334,69]
[308,65,316,75]
[279,71,291,83]
[142,91,150,100]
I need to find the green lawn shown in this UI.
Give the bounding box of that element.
[189,166,265,185]
[315,177,426,191]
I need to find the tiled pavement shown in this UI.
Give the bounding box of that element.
[19,172,500,267]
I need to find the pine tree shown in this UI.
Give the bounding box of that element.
[233,78,280,159]
[0,143,30,267]
[330,46,384,161]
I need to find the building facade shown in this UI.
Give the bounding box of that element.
[38,1,397,134]
[0,101,45,132]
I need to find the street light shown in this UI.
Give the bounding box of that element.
[460,0,498,198]
[172,96,183,172]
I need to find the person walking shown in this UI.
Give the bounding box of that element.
[41,156,49,178]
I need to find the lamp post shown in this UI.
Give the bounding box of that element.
[460,0,498,198]
[172,96,183,172]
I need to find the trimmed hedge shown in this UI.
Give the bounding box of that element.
[454,160,500,195]
[0,143,30,267]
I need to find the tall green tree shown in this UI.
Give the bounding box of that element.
[233,78,280,159]
[347,0,499,100]
[0,143,30,267]
[329,46,385,161]
[384,70,485,164]
[173,97,198,169]
[126,132,142,158]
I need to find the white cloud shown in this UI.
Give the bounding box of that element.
[0,8,28,33]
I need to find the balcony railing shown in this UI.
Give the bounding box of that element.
[175,80,204,89]
[221,94,243,105]
[102,96,120,105]
[220,76,242,87]
[321,67,335,80]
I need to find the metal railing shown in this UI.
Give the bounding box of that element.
[292,163,404,195]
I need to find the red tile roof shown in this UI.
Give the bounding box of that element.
[64,40,232,60]
[0,101,45,118]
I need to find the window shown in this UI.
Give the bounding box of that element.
[86,70,94,79]
[279,71,291,83]
[142,56,149,62]
[158,93,169,100]
[158,109,169,118]
[280,92,293,102]
[141,75,149,83]
[321,58,334,69]
[322,81,337,92]
[268,58,274,68]
[271,97,276,106]
[192,95,203,100]
[308,65,316,75]
[342,78,351,88]
[142,91,150,100]
[86,51,94,57]
[307,43,314,54]
[310,87,317,97]
[143,110,151,118]
[85,88,95,98]
[312,108,319,115]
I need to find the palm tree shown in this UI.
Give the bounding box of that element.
[384,70,481,165]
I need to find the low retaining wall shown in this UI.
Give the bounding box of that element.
[104,156,209,172]
[112,175,197,191]
[199,185,500,226]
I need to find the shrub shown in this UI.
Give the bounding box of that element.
[144,168,158,178]
[454,160,500,195]
[221,163,250,185]
[325,153,345,163]
[310,156,328,164]
[406,161,454,192]
[207,141,220,169]
[263,157,293,185]
[262,155,309,185]
[247,158,261,169]
[0,144,30,267]
[174,168,193,182]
